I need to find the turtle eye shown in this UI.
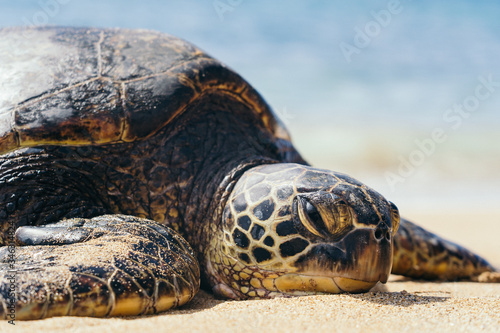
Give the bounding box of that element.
[329,199,352,238]
[297,197,326,237]
[389,201,400,236]
[305,200,325,229]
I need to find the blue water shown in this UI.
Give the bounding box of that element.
[1,0,500,208]
[1,0,499,129]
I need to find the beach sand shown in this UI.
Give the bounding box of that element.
[2,210,499,333]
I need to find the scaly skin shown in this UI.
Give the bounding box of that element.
[0,216,199,319]
[392,218,494,280]
[0,94,292,319]
[0,27,497,321]
[205,163,399,299]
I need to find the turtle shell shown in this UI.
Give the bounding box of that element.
[0,26,290,154]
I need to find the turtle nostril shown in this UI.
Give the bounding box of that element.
[374,225,390,241]
[374,224,392,242]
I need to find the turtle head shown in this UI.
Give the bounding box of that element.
[209,163,400,299]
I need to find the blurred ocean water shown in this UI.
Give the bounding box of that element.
[1,0,499,210]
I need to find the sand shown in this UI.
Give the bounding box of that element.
[2,211,499,333]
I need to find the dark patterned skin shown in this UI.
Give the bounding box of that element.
[2,216,199,319]
[207,163,398,299]
[392,218,493,280]
[0,27,496,320]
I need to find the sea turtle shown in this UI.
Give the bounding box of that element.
[0,27,496,321]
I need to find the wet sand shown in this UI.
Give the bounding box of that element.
[2,211,499,333]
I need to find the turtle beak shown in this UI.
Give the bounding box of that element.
[294,225,393,287]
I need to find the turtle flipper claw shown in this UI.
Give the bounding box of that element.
[15,220,92,246]
[0,215,200,320]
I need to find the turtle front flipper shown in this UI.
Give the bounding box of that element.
[392,218,497,281]
[0,215,200,320]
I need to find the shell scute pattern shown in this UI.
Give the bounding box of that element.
[264,166,304,183]
[1,27,497,320]
[248,184,272,204]
[237,215,252,231]
[210,163,409,299]
[252,199,275,221]
[231,193,247,214]
[279,238,310,258]
[250,224,266,240]
[244,173,265,189]
[224,165,315,271]
[277,204,292,217]
[295,170,338,192]
[252,247,273,263]
[275,220,298,237]
[276,185,294,202]
[232,228,250,249]
[263,236,275,247]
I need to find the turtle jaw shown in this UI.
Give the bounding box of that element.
[257,274,378,296]
[292,227,394,287]
[288,194,394,289]
[209,163,397,299]
[247,227,393,297]
[207,226,393,300]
